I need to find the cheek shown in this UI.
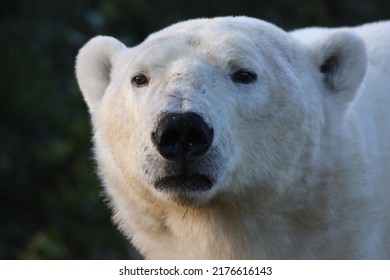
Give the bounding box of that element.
[98,92,146,179]
[232,87,311,174]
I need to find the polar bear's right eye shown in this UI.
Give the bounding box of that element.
[132,74,149,87]
[231,70,257,84]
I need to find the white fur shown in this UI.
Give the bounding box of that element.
[75,17,390,259]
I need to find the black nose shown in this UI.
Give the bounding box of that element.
[152,112,214,160]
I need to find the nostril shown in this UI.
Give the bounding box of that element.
[188,128,207,145]
[185,127,214,157]
[160,129,181,147]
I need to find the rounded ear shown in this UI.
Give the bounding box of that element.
[310,30,367,103]
[75,36,126,113]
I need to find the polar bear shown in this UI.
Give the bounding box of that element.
[75,17,390,259]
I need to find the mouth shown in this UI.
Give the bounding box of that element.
[154,175,214,193]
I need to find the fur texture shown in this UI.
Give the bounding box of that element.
[75,17,390,259]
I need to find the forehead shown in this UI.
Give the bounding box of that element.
[132,26,259,68]
[123,17,295,75]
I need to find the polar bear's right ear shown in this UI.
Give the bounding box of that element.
[75,36,126,113]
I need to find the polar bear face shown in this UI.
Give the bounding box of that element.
[76,17,366,207]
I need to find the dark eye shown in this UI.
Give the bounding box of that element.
[132,74,149,87]
[231,70,257,84]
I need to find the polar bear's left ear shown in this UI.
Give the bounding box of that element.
[75,36,126,113]
[310,31,367,102]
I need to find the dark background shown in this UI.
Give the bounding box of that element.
[1,0,389,259]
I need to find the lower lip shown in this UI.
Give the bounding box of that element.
[154,175,213,193]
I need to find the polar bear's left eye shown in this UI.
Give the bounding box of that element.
[132,74,149,87]
[231,70,257,84]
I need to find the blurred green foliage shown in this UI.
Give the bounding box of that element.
[0,0,389,259]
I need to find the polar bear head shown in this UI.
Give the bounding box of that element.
[76,17,366,208]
